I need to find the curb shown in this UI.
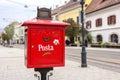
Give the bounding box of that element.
[66,46,120,52]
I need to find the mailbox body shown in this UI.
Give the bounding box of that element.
[22,19,70,68]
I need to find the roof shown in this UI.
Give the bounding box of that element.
[85,0,120,14]
[61,0,80,11]
[22,19,70,27]
[52,6,62,15]
[52,0,80,15]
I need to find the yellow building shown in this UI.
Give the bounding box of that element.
[52,0,80,22]
[52,0,92,22]
[52,0,92,45]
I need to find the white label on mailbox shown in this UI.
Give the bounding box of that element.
[53,39,59,45]
[38,44,54,51]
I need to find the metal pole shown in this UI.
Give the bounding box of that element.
[80,0,87,67]
[34,68,53,80]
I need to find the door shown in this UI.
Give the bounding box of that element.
[30,28,64,68]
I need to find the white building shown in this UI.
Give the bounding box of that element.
[13,24,25,44]
[85,0,120,44]
[0,33,2,44]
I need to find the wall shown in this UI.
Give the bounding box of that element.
[13,25,25,44]
[59,8,80,22]
[86,4,120,43]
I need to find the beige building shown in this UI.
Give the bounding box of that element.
[13,24,25,44]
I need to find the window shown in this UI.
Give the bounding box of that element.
[111,34,118,43]
[101,0,107,2]
[97,35,102,42]
[108,15,116,25]
[102,0,106,1]
[73,0,77,2]
[96,18,102,27]
[86,20,91,29]
[77,16,79,24]
[55,15,59,21]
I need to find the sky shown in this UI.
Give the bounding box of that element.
[0,0,70,32]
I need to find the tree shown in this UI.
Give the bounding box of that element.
[4,21,19,44]
[64,18,92,44]
[1,33,6,41]
[79,26,92,44]
[63,18,79,43]
[0,35,1,43]
[5,26,14,44]
[87,33,92,44]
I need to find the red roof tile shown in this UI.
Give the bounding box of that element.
[85,0,120,14]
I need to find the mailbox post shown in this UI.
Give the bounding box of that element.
[22,8,70,80]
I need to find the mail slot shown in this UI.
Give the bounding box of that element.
[22,19,70,68]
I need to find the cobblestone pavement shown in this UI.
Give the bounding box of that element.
[0,45,120,80]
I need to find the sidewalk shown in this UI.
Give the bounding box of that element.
[0,45,120,80]
[52,60,120,80]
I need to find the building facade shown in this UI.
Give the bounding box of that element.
[52,0,91,22]
[52,0,92,44]
[85,0,120,44]
[52,0,80,22]
[13,24,25,44]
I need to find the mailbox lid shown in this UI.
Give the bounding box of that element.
[22,19,70,27]
[27,27,65,68]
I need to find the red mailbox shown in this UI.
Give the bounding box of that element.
[22,19,70,68]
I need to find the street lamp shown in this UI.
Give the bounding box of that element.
[80,0,87,67]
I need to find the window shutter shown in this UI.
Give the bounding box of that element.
[96,18,102,27]
[113,15,116,24]
[107,16,110,25]
[108,15,116,25]
[100,18,102,26]
[96,19,98,27]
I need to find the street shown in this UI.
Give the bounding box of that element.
[66,47,120,73]
[13,44,120,73]
[0,45,120,80]
[12,44,120,72]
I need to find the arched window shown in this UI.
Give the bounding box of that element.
[111,34,118,43]
[97,35,102,42]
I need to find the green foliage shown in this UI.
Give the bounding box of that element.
[86,33,92,44]
[98,41,102,45]
[3,21,18,44]
[1,33,6,41]
[79,25,90,43]
[63,18,92,44]
[101,42,110,48]
[63,18,79,43]
[0,35,1,42]
[5,25,14,40]
[97,42,110,48]
[79,27,89,36]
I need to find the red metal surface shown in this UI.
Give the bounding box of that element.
[22,19,70,26]
[22,19,70,68]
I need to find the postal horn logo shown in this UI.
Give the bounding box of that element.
[43,36,51,43]
[40,36,60,56]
